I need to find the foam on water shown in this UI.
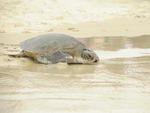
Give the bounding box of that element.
[96,48,150,59]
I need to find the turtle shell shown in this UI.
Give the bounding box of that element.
[20,34,85,54]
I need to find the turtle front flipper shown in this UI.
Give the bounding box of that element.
[66,57,83,64]
[34,51,70,64]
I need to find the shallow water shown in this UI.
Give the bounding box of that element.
[0,35,150,113]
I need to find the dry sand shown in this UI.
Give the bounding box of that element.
[0,0,150,37]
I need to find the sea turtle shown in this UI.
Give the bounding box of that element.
[13,33,99,64]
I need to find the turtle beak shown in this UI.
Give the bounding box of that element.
[93,55,99,63]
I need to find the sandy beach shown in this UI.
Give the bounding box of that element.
[0,0,150,113]
[0,0,150,36]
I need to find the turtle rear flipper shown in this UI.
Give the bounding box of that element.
[8,51,26,57]
[34,51,70,64]
[0,43,25,57]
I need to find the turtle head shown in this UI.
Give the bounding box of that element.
[80,48,99,64]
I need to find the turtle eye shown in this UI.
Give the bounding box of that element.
[81,52,94,60]
[86,54,94,60]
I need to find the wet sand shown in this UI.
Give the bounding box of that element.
[0,34,150,113]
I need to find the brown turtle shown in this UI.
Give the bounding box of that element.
[14,33,99,64]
